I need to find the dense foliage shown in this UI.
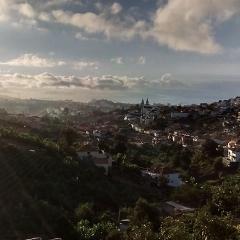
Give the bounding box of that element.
[0,124,239,239]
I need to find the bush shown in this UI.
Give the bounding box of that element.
[75,203,94,222]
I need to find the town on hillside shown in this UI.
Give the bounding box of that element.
[0,96,239,239]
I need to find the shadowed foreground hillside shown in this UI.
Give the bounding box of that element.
[0,113,239,240]
[0,127,161,239]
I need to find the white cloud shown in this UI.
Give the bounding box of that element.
[111,56,146,65]
[137,56,146,65]
[158,73,185,88]
[38,12,51,22]
[0,54,66,68]
[111,57,124,65]
[75,32,89,40]
[52,10,108,34]
[111,2,122,15]
[51,9,147,41]
[0,0,11,22]
[18,3,36,18]
[0,54,100,70]
[73,61,99,70]
[150,0,240,54]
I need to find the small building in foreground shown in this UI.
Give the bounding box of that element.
[163,201,195,216]
[141,170,183,187]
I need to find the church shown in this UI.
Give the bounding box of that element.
[140,98,159,125]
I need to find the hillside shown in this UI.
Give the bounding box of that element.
[0,126,161,239]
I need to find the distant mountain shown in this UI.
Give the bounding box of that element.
[88,99,132,111]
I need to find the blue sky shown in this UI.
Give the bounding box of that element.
[0,0,240,103]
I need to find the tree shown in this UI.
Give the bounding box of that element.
[202,139,219,158]
[210,175,240,216]
[114,134,128,154]
[75,203,94,222]
[154,118,167,130]
[106,229,123,240]
[160,216,192,240]
[193,210,239,240]
[126,223,159,240]
[157,176,169,188]
[160,209,240,240]
[213,157,224,172]
[75,220,93,240]
[62,128,78,146]
[132,198,161,230]
[76,220,116,240]
[171,185,208,207]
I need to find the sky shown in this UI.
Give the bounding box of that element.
[0,0,240,104]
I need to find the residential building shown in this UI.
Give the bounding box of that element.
[141,170,183,187]
[78,150,113,175]
[225,140,240,166]
[163,201,195,216]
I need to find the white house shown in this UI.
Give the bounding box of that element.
[225,140,240,166]
[228,148,240,162]
[141,170,183,187]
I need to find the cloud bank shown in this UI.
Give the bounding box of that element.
[0,72,142,90]
[0,72,184,90]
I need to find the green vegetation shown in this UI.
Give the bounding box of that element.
[0,116,239,239]
[0,126,162,239]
